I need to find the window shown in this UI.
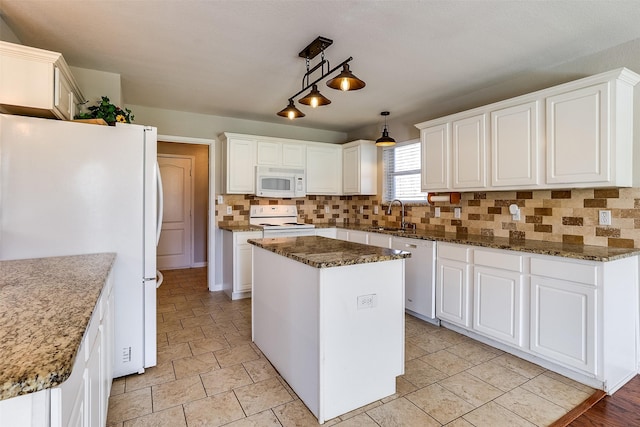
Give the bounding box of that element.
[383,140,427,202]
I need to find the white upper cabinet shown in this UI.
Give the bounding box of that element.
[452,114,488,190]
[257,139,306,168]
[416,68,640,191]
[421,124,450,191]
[306,143,342,195]
[342,140,377,195]
[0,41,84,120]
[491,101,541,187]
[221,133,257,194]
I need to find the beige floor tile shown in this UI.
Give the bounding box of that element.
[161,295,187,305]
[106,387,152,425]
[420,349,475,376]
[494,387,567,426]
[189,336,229,355]
[408,332,452,354]
[173,352,220,379]
[444,418,475,427]
[521,374,591,410]
[366,397,440,427]
[438,371,503,407]
[200,363,253,396]
[490,353,546,379]
[403,358,448,388]
[125,362,175,392]
[180,314,215,329]
[462,401,535,427]
[234,377,294,416]
[273,399,321,426]
[243,357,278,382]
[338,401,382,421]
[225,330,253,347]
[224,409,282,426]
[156,318,183,334]
[183,391,245,426]
[191,305,224,316]
[407,382,475,424]
[161,309,195,323]
[173,300,205,311]
[542,370,596,394]
[381,376,418,403]
[110,378,125,396]
[466,359,529,392]
[201,323,234,339]
[157,303,176,314]
[215,343,260,367]
[445,341,503,365]
[335,413,379,426]
[157,333,169,349]
[156,342,192,365]
[166,326,205,345]
[151,375,206,412]
[405,341,429,361]
[433,328,469,345]
[123,405,186,427]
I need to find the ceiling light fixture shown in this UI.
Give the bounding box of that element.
[277,36,365,119]
[376,111,396,147]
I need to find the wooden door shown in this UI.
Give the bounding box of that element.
[157,155,193,269]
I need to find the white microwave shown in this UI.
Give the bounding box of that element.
[255,166,306,198]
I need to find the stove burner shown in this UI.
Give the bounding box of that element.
[284,222,304,225]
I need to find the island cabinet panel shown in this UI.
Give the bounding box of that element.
[252,246,404,424]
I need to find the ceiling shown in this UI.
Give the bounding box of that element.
[2,1,640,133]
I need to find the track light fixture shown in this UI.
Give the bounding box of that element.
[277,36,365,119]
[376,111,396,147]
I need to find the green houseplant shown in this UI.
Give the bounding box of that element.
[75,96,134,125]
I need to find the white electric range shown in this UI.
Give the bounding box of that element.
[249,205,316,237]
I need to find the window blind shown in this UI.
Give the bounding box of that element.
[382,141,427,202]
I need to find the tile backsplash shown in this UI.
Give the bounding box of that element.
[216,188,640,248]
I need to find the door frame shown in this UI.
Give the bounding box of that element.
[158,134,216,291]
[157,153,196,268]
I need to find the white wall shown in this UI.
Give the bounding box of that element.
[70,67,123,108]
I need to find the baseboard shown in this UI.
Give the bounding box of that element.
[191,262,207,268]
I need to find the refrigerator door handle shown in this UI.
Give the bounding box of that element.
[155,161,164,245]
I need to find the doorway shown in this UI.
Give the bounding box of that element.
[156,138,214,289]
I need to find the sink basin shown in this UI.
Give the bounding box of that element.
[366,227,408,233]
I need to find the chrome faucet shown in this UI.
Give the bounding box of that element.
[386,199,405,229]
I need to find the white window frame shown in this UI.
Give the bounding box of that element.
[382,138,427,203]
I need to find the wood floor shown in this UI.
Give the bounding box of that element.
[568,375,640,426]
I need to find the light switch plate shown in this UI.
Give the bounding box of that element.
[226,205,232,215]
[434,207,441,218]
[454,207,461,219]
[217,195,223,204]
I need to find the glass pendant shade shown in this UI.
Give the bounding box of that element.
[326,64,366,91]
[375,127,396,146]
[277,100,305,119]
[299,84,331,108]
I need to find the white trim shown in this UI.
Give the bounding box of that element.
[158,134,216,291]
[192,262,207,268]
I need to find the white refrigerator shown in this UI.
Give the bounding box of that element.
[0,113,161,378]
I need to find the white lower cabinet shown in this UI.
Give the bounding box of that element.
[222,230,263,300]
[436,243,473,327]
[315,228,337,238]
[368,232,391,248]
[347,230,368,244]
[392,237,435,319]
[335,229,349,241]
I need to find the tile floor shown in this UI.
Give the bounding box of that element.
[107,267,595,426]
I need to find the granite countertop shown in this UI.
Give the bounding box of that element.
[0,253,116,401]
[218,225,262,232]
[335,224,640,262]
[248,235,410,268]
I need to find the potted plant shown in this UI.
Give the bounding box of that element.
[75,96,134,126]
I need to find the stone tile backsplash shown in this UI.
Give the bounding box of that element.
[216,188,640,248]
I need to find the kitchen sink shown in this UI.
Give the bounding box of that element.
[366,226,412,233]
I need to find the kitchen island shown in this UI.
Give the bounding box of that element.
[248,236,410,424]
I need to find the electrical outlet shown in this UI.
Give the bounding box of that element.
[599,210,612,226]
[325,205,330,214]
[217,195,223,204]
[434,207,441,218]
[226,205,232,215]
[357,294,377,310]
[359,206,364,214]
[454,207,461,219]
[374,206,379,215]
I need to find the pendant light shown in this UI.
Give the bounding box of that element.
[326,63,366,91]
[277,99,305,120]
[298,84,331,108]
[375,111,396,147]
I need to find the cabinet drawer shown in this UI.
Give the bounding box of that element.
[475,249,523,272]
[438,243,471,262]
[530,257,598,286]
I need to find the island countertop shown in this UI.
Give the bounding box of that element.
[0,253,116,401]
[248,235,410,268]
